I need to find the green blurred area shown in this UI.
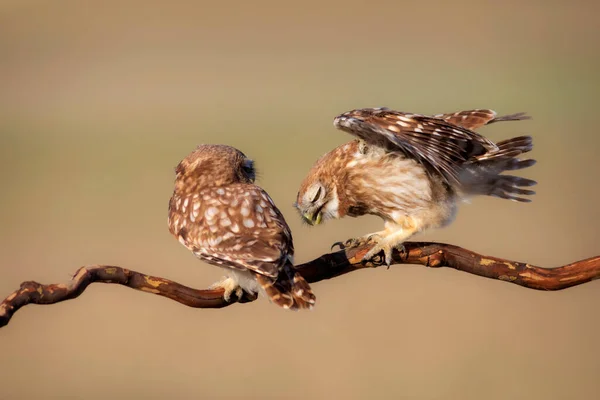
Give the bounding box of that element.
[1,1,599,399]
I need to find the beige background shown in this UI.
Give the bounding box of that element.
[1,1,599,399]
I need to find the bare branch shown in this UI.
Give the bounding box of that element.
[1,242,599,328]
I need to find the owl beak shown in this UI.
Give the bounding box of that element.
[302,211,322,225]
[302,212,314,225]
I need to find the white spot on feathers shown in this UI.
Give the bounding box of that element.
[205,207,219,219]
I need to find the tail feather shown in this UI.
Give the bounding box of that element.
[486,175,537,202]
[498,158,537,172]
[496,135,533,153]
[460,135,537,202]
[255,264,315,310]
[477,136,533,161]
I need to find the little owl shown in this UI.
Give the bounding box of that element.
[168,144,315,310]
[295,108,536,266]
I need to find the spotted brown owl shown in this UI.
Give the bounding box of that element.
[169,144,315,310]
[295,108,536,265]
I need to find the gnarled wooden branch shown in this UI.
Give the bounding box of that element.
[1,242,599,328]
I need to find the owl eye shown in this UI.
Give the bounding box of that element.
[241,159,254,175]
[310,186,322,203]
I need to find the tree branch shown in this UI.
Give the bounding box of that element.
[1,241,599,328]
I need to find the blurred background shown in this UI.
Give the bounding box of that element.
[1,1,599,399]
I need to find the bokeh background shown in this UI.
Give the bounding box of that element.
[1,1,599,399]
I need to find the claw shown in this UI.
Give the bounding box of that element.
[362,242,406,267]
[331,241,345,251]
[332,234,386,256]
[344,238,360,248]
[332,236,368,251]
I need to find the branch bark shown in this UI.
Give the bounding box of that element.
[1,241,599,328]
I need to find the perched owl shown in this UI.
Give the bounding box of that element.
[295,108,536,266]
[168,144,315,310]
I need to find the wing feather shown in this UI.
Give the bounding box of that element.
[172,185,293,278]
[334,107,498,184]
[433,109,530,130]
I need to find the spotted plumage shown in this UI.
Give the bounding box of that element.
[169,144,315,310]
[296,107,536,265]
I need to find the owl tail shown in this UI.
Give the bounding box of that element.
[460,135,537,202]
[255,263,316,310]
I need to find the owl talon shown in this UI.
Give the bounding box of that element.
[362,242,406,267]
[344,238,361,248]
[340,234,382,250]
[210,276,244,302]
[331,241,346,251]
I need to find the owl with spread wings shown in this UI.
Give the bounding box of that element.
[295,108,536,266]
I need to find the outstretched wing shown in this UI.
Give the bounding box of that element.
[433,109,530,130]
[333,107,498,184]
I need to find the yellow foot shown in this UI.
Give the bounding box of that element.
[209,276,244,302]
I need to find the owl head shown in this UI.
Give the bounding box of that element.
[294,152,342,226]
[175,144,255,187]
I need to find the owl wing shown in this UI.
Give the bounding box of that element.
[169,185,293,278]
[333,107,499,184]
[432,109,530,130]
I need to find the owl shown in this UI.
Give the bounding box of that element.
[168,144,315,310]
[295,108,536,266]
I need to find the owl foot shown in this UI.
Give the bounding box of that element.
[209,276,244,302]
[332,232,408,266]
[331,233,383,251]
[362,240,406,267]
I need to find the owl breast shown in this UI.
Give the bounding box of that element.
[342,146,449,224]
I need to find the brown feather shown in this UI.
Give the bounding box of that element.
[255,263,315,310]
[433,109,530,130]
[169,144,315,310]
[334,107,498,185]
[296,107,536,235]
